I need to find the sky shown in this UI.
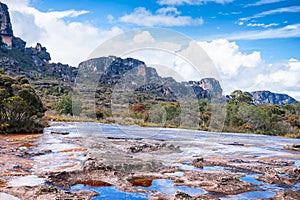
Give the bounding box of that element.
[1,0,300,100]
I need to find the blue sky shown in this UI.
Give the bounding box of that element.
[2,0,300,99]
[27,0,300,62]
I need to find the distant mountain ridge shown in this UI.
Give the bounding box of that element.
[246,91,297,105]
[0,1,298,106]
[77,56,223,105]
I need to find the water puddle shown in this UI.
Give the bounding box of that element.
[8,175,44,187]
[71,178,206,199]
[135,179,207,196]
[32,129,87,173]
[163,172,185,177]
[240,175,265,185]
[170,163,224,172]
[236,174,300,199]
[220,191,276,200]
[71,184,148,200]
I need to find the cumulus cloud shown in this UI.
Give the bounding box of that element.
[2,0,123,66]
[198,39,300,100]
[157,0,233,6]
[119,7,204,27]
[253,59,300,99]
[133,31,155,43]
[198,39,262,76]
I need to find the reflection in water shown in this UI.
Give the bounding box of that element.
[71,184,148,200]
[164,171,185,177]
[240,175,264,185]
[2,122,300,199]
[221,191,276,200]
[169,163,224,172]
[32,126,86,173]
[136,179,207,196]
[72,179,206,199]
[236,174,300,199]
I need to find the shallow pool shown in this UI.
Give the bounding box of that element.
[71,184,149,200]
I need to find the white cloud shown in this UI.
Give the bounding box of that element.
[240,6,300,21]
[2,0,123,66]
[246,22,278,28]
[133,31,155,43]
[157,0,233,6]
[198,39,262,76]
[119,7,204,26]
[107,14,114,23]
[86,29,300,100]
[226,24,300,40]
[253,59,300,99]
[198,39,300,100]
[156,7,181,15]
[245,0,285,7]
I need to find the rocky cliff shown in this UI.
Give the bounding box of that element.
[0,2,26,50]
[0,2,76,82]
[77,56,223,104]
[0,2,13,36]
[0,1,297,106]
[246,91,297,105]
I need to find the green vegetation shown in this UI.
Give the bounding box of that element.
[224,90,300,137]
[0,73,45,133]
[0,48,34,70]
[53,94,82,116]
[40,84,300,138]
[118,90,299,138]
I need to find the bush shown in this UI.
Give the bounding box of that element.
[54,94,82,116]
[0,74,45,133]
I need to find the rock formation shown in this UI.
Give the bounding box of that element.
[246,91,297,105]
[0,2,13,48]
[0,2,76,82]
[0,1,297,106]
[77,56,223,103]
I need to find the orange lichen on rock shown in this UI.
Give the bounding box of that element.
[129,177,156,187]
[0,180,7,187]
[54,163,80,171]
[59,148,88,153]
[20,143,36,148]
[75,180,112,187]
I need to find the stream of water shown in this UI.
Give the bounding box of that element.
[2,122,300,199]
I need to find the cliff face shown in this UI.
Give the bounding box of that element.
[78,56,223,103]
[0,2,27,50]
[0,2,13,48]
[247,91,297,105]
[0,2,297,106]
[0,2,13,36]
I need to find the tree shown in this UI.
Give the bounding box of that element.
[54,94,82,116]
[229,90,253,104]
[0,74,45,133]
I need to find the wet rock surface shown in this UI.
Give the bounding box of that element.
[271,189,300,200]
[1,122,300,199]
[285,143,300,151]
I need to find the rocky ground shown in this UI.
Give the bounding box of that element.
[0,128,300,200]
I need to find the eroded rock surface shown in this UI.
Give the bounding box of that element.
[1,122,300,199]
